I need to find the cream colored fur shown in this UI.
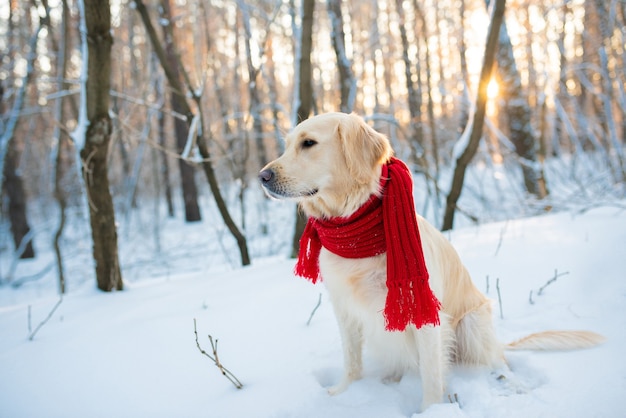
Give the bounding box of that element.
[259,112,605,412]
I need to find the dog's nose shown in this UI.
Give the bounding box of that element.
[258,169,274,184]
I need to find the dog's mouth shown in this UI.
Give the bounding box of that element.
[264,187,318,200]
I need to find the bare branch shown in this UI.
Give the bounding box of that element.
[306,293,322,326]
[193,319,243,389]
[528,269,570,305]
[537,269,569,296]
[494,222,508,257]
[28,297,63,341]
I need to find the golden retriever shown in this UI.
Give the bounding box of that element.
[259,112,604,412]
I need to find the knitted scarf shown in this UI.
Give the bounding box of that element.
[295,157,441,331]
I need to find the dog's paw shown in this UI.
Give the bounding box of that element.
[327,378,353,396]
[382,372,403,384]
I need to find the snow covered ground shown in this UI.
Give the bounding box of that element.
[1,205,625,417]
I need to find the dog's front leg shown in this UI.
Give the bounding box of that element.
[415,325,446,411]
[328,312,363,395]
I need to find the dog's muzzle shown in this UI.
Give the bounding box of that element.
[258,168,318,199]
[258,168,283,198]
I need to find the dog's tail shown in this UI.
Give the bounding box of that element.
[505,330,606,351]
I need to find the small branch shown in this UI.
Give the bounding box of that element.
[28,297,63,341]
[193,319,243,389]
[537,269,569,296]
[306,293,322,326]
[529,269,570,305]
[493,221,508,256]
[496,278,503,319]
[485,275,490,294]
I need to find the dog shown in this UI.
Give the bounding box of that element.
[259,112,604,412]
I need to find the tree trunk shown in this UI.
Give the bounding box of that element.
[327,0,355,113]
[593,0,625,182]
[394,0,424,154]
[161,0,201,222]
[442,0,506,231]
[52,0,72,294]
[264,37,284,154]
[458,0,471,136]
[80,0,123,291]
[0,16,41,260]
[239,1,267,171]
[3,145,35,259]
[553,0,570,155]
[415,1,440,177]
[291,0,315,258]
[493,9,547,198]
[155,71,174,218]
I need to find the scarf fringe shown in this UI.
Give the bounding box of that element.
[294,221,322,284]
[384,281,442,331]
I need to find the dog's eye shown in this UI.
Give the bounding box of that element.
[301,139,317,149]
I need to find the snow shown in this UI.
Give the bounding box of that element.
[1,205,625,417]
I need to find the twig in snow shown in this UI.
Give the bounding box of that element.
[494,221,508,256]
[306,293,322,326]
[193,319,243,389]
[496,278,503,319]
[28,297,63,341]
[537,269,569,296]
[529,269,570,305]
[448,393,459,405]
[485,275,490,294]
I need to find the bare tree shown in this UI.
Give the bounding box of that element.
[394,0,424,156]
[442,0,506,231]
[79,0,123,291]
[327,0,355,113]
[134,0,251,266]
[155,66,175,218]
[457,0,471,137]
[291,0,315,258]
[239,0,268,171]
[51,0,73,294]
[414,1,440,177]
[492,3,548,199]
[0,2,39,260]
[593,0,625,182]
[553,0,570,153]
[160,0,202,222]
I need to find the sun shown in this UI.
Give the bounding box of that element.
[487,78,500,99]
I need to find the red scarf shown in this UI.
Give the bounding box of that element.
[295,157,441,331]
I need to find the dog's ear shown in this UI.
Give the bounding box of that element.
[338,114,393,184]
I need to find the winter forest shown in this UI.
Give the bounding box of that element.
[2,1,626,417]
[1,0,625,291]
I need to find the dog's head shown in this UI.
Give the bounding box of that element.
[259,112,393,218]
